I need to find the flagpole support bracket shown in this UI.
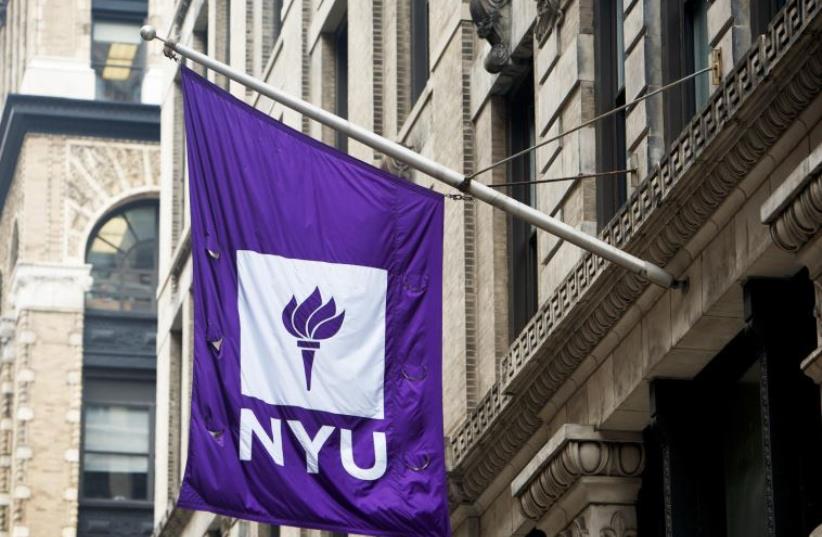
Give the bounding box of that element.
[457,176,472,193]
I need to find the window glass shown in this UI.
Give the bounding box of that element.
[410,0,430,106]
[82,404,150,501]
[688,0,710,110]
[507,71,538,340]
[84,404,149,453]
[86,202,158,313]
[595,0,627,228]
[723,360,767,537]
[92,19,145,102]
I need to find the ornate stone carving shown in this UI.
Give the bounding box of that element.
[558,516,588,537]
[601,511,637,537]
[448,0,822,504]
[769,173,822,252]
[534,0,563,43]
[513,426,644,521]
[469,0,511,73]
[379,154,412,180]
[64,140,160,260]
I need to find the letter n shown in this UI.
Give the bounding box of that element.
[239,408,284,465]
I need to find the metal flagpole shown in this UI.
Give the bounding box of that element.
[140,25,681,289]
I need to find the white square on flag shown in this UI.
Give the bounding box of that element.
[237,250,387,419]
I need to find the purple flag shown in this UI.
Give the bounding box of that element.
[177,67,449,537]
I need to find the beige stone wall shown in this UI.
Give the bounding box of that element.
[0,131,160,537]
[11,309,84,537]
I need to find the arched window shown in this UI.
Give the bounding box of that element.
[85,201,158,312]
[80,199,158,535]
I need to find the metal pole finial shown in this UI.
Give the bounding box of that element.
[139,25,156,42]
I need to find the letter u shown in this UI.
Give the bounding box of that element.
[339,429,387,480]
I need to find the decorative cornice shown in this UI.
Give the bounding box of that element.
[449,0,822,504]
[512,426,644,522]
[0,94,159,215]
[469,0,512,73]
[768,172,822,252]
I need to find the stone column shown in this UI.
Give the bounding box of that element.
[7,262,91,537]
[511,425,644,537]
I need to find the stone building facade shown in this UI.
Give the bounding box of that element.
[151,0,822,536]
[0,1,162,536]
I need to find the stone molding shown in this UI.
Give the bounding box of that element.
[9,263,92,314]
[767,172,822,252]
[151,498,192,537]
[449,0,822,504]
[511,425,644,523]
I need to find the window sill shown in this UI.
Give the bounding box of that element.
[79,498,153,510]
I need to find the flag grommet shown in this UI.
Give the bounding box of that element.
[404,454,431,472]
[401,365,427,381]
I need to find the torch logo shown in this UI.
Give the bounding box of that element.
[281,287,345,391]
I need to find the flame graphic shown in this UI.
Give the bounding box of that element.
[281,287,345,390]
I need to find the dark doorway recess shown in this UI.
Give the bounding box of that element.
[638,271,822,537]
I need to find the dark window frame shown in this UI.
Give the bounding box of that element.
[79,400,155,505]
[594,0,627,229]
[410,0,430,106]
[750,0,786,38]
[507,71,538,341]
[334,19,349,152]
[90,8,148,104]
[265,0,284,58]
[85,199,159,314]
[661,0,710,149]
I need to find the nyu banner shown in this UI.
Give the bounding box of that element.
[178,67,449,536]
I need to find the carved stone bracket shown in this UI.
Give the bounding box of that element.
[379,154,412,180]
[511,425,644,531]
[469,0,512,73]
[534,0,563,43]
[767,172,822,253]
